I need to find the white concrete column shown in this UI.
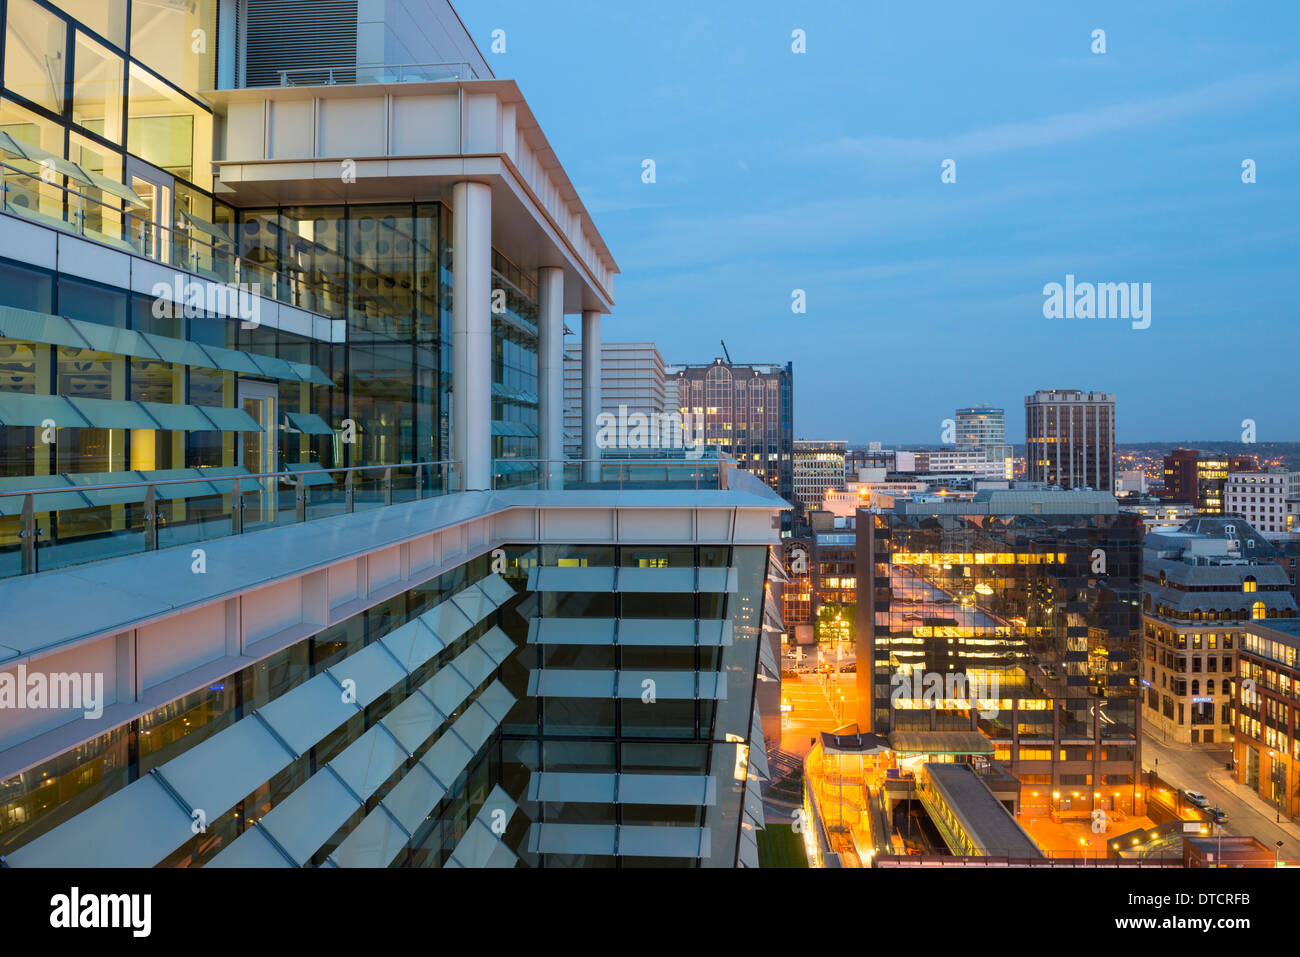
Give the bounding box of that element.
[581,310,602,483]
[538,267,565,490]
[452,181,492,491]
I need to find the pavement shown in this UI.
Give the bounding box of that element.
[1142,732,1300,859]
[778,671,857,758]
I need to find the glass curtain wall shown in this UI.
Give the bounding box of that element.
[495,543,763,867]
[1,0,216,249]
[234,202,455,470]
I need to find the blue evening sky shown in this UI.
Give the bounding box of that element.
[458,1,1300,444]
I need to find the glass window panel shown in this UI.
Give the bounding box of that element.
[0,98,66,221]
[128,0,216,93]
[0,258,55,312]
[126,63,211,189]
[4,0,67,114]
[50,0,127,48]
[72,32,123,142]
[0,341,44,394]
[68,132,125,243]
[57,276,127,328]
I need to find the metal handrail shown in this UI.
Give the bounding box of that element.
[491,458,727,492]
[277,62,477,86]
[0,160,342,317]
[0,461,460,498]
[3,460,462,578]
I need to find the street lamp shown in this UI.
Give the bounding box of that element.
[1079,837,1088,865]
[1277,841,1284,868]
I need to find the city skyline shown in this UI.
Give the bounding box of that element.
[459,1,1300,442]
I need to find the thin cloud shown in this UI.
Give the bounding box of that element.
[808,65,1300,161]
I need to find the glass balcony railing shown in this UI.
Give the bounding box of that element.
[492,458,728,492]
[275,62,479,87]
[0,160,343,318]
[0,461,461,580]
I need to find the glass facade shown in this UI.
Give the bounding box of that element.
[0,541,771,867]
[494,542,765,866]
[863,503,1143,811]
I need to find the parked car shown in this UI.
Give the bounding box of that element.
[1183,790,1209,809]
[1208,807,1229,825]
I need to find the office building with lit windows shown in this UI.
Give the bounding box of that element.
[0,0,783,868]
[1141,519,1298,745]
[954,405,1012,480]
[1161,449,1258,514]
[1226,468,1299,537]
[1234,618,1300,822]
[669,358,794,503]
[792,439,845,510]
[856,490,1144,816]
[1024,390,1115,492]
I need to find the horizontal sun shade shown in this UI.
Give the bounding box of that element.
[527,618,733,646]
[0,466,264,515]
[527,772,717,806]
[527,669,727,699]
[490,420,538,438]
[282,462,336,486]
[0,304,333,386]
[0,393,90,429]
[526,823,710,859]
[181,210,234,244]
[526,566,739,593]
[445,785,519,868]
[7,577,519,868]
[0,132,146,207]
[283,411,334,435]
[194,404,264,433]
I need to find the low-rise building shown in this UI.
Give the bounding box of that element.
[1226,467,1300,537]
[1143,519,1299,745]
[793,440,847,510]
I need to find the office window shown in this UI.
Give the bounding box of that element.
[126,63,212,189]
[72,32,124,142]
[4,0,67,114]
[128,0,217,93]
[50,0,127,47]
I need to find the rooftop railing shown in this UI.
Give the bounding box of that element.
[276,62,479,87]
[0,461,461,580]
[492,458,728,492]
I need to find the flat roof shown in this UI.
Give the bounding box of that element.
[1246,618,1300,644]
[888,731,995,755]
[924,763,1043,858]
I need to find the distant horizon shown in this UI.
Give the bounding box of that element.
[462,1,1300,440]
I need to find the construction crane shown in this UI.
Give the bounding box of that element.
[720,340,732,363]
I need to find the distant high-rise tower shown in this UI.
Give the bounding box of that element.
[955,406,1012,479]
[1024,390,1116,491]
[955,406,1005,449]
[669,358,794,502]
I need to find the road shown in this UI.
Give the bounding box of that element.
[1142,733,1300,859]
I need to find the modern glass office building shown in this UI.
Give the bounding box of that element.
[857,490,1144,814]
[0,0,784,867]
